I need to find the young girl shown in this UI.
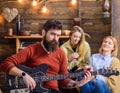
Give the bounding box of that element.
[61,26,91,72]
[60,26,91,93]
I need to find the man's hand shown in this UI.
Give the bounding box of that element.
[66,70,91,88]
[75,71,91,87]
[22,73,36,91]
[83,65,92,72]
[9,67,36,91]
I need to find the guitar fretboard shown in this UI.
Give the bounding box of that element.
[37,69,118,82]
[38,71,100,82]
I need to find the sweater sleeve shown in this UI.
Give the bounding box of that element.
[83,42,91,65]
[58,49,71,88]
[105,57,120,93]
[60,43,70,70]
[0,47,31,73]
[60,44,68,61]
[77,42,91,69]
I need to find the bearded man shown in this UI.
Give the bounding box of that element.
[0,19,91,93]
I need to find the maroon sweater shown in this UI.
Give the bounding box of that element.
[0,42,70,90]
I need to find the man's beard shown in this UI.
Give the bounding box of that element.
[43,36,59,52]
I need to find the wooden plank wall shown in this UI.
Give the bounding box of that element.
[112,0,120,59]
[0,0,77,61]
[81,0,111,53]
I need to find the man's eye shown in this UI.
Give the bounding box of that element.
[108,42,113,45]
[51,33,55,35]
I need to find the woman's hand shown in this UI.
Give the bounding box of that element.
[69,53,79,62]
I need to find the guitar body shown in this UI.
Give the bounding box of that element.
[6,64,49,93]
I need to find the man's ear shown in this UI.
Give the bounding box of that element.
[41,29,46,36]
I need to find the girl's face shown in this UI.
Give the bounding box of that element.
[70,31,82,46]
[101,37,114,53]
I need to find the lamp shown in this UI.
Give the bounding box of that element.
[103,0,110,18]
[32,0,38,6]
[71,0,77,5]
[17,0,77,13]
[18,0,49,13]
[32,0,48,6]
[42,2,48,13]
[18,0,23,3]
[18,0,48,6]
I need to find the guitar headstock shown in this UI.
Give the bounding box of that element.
[98,69,119,77]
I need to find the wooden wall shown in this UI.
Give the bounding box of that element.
[0,0,111,92]
[0,0,111,60]
[112,0,120,59]
[0,0,78,61]
[80,0,111,53]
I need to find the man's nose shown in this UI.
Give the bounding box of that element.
[53,35,59,41]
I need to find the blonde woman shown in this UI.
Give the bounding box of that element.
[81,36,120,93]
[61,26,91,72]
[60,26,91,93]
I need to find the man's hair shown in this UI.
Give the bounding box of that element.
[42,19,62,32]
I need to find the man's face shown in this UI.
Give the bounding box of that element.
[43,29,61,52]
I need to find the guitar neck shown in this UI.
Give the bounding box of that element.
[40,68,119,82]
[40,71,98,82]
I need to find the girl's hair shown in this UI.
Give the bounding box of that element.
[70,26,86,59]
[99,36,118,56]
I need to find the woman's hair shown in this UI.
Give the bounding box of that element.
[99,36,118,56]
[70,26,86,59]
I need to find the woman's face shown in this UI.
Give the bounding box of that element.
[70,31,82,46]
[101,37,114,53]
